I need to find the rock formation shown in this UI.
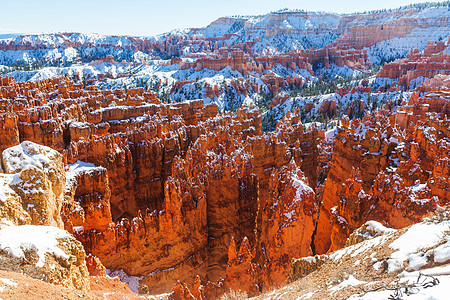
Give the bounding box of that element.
[377,40,450,88]
[0,141,90,291]
[315,99,449,254]
[0,59,448,298]
[1,141,65,228]
[0,75,322,296]
[0,225,90,291]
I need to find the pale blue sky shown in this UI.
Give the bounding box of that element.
[0,0,437,36]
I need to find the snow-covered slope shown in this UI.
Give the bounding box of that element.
[1,4,450,65]
[7,61,131,82]
[255,213,450,300]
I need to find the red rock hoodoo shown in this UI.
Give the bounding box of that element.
[0,76,323,297]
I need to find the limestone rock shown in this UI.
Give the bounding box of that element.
[85,254,107,277]
[258,159,317,289]
[317,106,448,255]
[0,175,31,227]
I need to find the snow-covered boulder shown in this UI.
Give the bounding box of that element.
[0,142,90,290]
[346,221,395,247]
[1,141,65,228]
[0,225,90,291]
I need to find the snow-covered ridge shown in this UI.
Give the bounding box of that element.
[1,5,449,53]
[0,32,155,48]
[260,216,450,299]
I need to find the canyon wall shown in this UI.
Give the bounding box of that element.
[315,95,449,254]
[0,73,448,298]
[0,76,321,296]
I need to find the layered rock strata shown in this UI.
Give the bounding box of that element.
[0,76,321,296]
[316,103,449,254]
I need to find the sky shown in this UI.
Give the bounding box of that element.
[0,0,440,37]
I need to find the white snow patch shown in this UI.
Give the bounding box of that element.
[410,183,427,193]
[325,128,337,141]
[298,291,315,299]
[0,278,17,286]
[433,235,450,264]
[366,221,395,236]
[107,269,143,294]
[291,173,314,200]
[388,222,450,273]
[350,264,450,299]
[65,161,105,192]
[0,225,71,268]
[2,141,59,176]
[330,275,366,292]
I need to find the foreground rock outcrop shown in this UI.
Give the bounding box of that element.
[1,141,65,228]
[0,141,90,291]
[0,225,89,291]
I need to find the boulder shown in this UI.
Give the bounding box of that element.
[0,225,90,291]
[1,141,65,228]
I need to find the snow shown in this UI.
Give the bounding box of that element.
[301,256,319,264]
[0,278,17,287]
[325,128,337,141]
[106,269,143,294]
[355,123,369,138]
[2,141,59,176]
[69,121,90,130]
[0,218,15,229]
[367,24,450,65]
[433,235,450,264]
[366,221,395,236]
[291,173,314,201]
[407,252,429,271]
[298,291,315,299]
[410,183,427,193]
[0,32,156,65]
[400,265,450,278]
[316,64,362,79]
[65,160,105,192]
[388,221,450,272]
[8,61,131,83]
[0,225,71,268]
[349,265,450,299]
[66,160,98,174]
[330,275,366,292]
